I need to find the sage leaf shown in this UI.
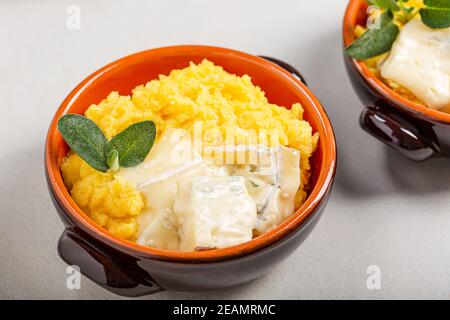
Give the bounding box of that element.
[420,0,450,28]
[108,120,156,168]
[346,12,399,60]
[378,9,395,27]
[58,114,109,172]
[368,0,400,11]
[424,0,450,9]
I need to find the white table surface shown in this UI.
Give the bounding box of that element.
[1,0,450,300]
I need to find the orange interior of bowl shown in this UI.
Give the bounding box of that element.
[46,45,336,262]
[343,0,450,124]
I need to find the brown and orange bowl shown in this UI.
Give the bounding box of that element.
[344,0,450,161]
[45,45,336,296]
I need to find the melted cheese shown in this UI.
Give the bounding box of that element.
[118,128,301,251]
[380,18,450,110]
[260,146,301,233]
[118,129,203,250]
[173,176,257,251]
[231,146,301,234]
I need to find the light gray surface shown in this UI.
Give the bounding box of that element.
[1,0,449,300]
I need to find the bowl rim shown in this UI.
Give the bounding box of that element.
[343,0,450,124]
[45,45,337,263]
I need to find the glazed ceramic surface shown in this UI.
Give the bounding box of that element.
[45,45,336,296]
[343,0,450,161]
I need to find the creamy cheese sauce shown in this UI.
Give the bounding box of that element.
[231,146,300,234]
[380,18,450,110]
[117,128,301,251]
[174,175,257,251]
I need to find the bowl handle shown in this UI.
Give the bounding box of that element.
[259,56,308,86]
[360,104,440,161]
[58,228,163,297]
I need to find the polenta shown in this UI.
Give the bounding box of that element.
[61,59,318,244]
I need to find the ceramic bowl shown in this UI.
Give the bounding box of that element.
[343,0,450,161]
[45,45,336,296]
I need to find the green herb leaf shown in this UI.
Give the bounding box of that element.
[368,0,401,11]
[58,114,109,172]
[420,0,450,28]
[346,12,399,60]
[424,0,450,9]
[378,9,395,27]
[107,149,120,172]
[108,120,156,168]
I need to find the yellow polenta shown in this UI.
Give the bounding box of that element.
[61,59,319,241]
